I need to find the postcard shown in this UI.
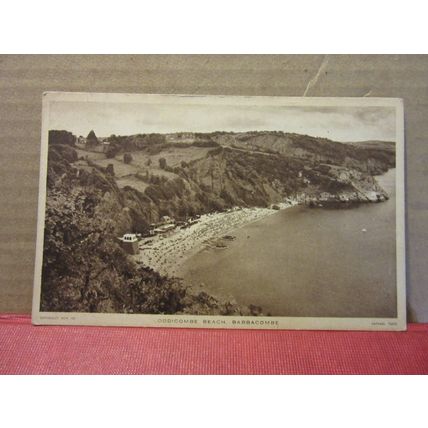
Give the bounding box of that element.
[32,92,406,330]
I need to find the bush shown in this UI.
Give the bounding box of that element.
[123,152,133,164]
[192,140,219,148]
[147,145,163,156]
[106,144,120,159]
[49,130,76,146]
[159,158,167,169]
[49,144,78,163]
[106,164,115,176]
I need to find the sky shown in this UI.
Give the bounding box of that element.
[48,99,397,143]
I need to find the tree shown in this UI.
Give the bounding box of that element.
[49,130,76,146]
[159,157,167,169]
[106,164,115,176]
[145,134,166,145]
[86,130,99,146]
[41,186,135,313]
[106,144,120,159]
[123,152,133,164]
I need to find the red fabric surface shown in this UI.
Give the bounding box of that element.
[0,314,427,374]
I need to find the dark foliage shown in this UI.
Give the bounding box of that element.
[106,144,120,159]
[159,157,167,169]
[192,139,219,148]
[123,152,133,164]
[86,130,98,146]
[106,164,115,176]
[49,130,76,146]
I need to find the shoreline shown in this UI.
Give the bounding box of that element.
[134,169,394,278]
[135,201,297,277]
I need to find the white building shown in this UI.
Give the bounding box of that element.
[119,233,139,255]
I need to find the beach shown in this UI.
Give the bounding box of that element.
[135,202,297,276]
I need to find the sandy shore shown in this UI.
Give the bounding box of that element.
[135,202,297,277]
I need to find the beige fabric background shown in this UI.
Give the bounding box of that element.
[0,54,426,322]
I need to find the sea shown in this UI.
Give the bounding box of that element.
[180,169,397,318]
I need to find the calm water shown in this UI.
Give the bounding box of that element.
[181,169,397,318]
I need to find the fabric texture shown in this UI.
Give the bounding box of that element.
[0,314,427,375]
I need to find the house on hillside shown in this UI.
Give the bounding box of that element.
[160,215,174,224]
[118,233,139,255]
[165,133,195,143]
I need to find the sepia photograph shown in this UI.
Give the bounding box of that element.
[32,92,405,330]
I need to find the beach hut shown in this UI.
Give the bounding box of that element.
[160,215,174,224]
[119,233,139,255]
[154,224,176,234]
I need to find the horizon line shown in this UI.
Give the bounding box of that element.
[49,128,396,144]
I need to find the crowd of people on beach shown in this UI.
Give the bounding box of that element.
[136,202,296,277]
